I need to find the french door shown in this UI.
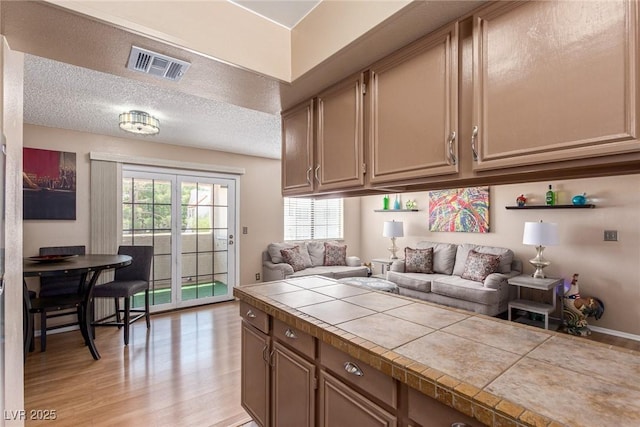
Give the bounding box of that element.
[122,167,237,311]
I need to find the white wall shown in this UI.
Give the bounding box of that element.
[359,175,640,337]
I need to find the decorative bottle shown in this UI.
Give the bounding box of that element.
[545,185,556,206]
[383,194,390,210]
[393,195,401,210]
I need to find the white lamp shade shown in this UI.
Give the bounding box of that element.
[523,221,558,246]
[383,221,404,238]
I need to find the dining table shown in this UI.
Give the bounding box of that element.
[23,254,132,360]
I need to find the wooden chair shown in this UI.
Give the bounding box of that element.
[28,245,86,352]
[92,245,153,345]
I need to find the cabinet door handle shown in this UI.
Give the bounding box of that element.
[246,310,256,319]
[284,329,298,339]
[343,362,364,377]
[314,165,320,183]
[262,344,269,363]
[306,166,312,185]
[268,349,276,367]
[447,131,457,165]
[471,125,479,161]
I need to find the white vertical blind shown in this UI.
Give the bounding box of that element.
[284,198,343,241]
[90,160,121,319]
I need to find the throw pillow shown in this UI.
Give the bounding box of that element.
[404,247,434,273]
[324,242,347,266]
[280,246,306,272]
[267,242,295,264]
[461,250,501,282]
[306,241,325,266]
[297,245,313,268]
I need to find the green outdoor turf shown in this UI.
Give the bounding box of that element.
[132,281,228,307]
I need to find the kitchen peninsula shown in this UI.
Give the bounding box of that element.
[234,276,640,427]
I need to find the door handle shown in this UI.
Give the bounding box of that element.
[343,361,364,377]
[447,131,457,165]
[471,125,479,161]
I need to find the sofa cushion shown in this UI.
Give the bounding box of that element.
[268,242,295,264]
[288,265,369,279]
[324,242,347,266]
[452,244,514,276]
[386,271,451,293]
[415,241,457,275]
[460,250,501,282]
[431,276,499,306]
[306,241,325,266]
[404,247,434,273]
[280,246,307,272]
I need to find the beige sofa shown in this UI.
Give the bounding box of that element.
[387,242,522,316]
[262,241,369,282]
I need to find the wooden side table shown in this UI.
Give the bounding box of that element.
[507,275,564,330]
[370,258,395,278]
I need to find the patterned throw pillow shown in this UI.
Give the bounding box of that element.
[404,247,434,273]
[324,242,347,266]
[461,250,501,282]
[280,246,306,272]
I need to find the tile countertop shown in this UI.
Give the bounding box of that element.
[233,276,640,427]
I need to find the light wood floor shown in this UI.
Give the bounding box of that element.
[24,300,640,426]
[24,300,251,427]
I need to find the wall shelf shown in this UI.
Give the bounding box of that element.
[505,204,595,210]
[374,209,420,212]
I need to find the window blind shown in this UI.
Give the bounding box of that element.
[284,198,343,241]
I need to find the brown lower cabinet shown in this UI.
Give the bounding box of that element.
[240,303,479,427]
[318,371,396,427]
[271,341,316,427]
[241,321,270,427]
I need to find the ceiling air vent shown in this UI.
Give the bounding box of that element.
[126,46,191,82]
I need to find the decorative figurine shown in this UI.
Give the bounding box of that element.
[563,273,605,336]
[516,194,527,207]
[572,192,587,206]
[405,199,417,210]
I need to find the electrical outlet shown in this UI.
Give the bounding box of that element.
[255,273,261,281]
[604,230,618,241]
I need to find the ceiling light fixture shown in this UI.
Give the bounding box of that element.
[119,110,160,135]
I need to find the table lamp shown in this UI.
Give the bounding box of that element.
[522,220,559,278]
[383,220,404,260]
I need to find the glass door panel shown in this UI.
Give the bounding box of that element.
[178,178,234,307]
[122,173,175,312]
[123,168,236,310]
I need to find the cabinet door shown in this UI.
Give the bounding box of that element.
[271,341,316,427]
[368,22,459,185]
[315,73,365,192]
[282,99,314,196]
[319,371,396,427]
[472,0,640,171]
[241,322,270,427]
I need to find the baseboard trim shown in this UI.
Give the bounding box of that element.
[588,325,640,342]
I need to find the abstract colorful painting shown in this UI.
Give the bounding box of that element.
[23,148,76,220]
[428,187,489,232]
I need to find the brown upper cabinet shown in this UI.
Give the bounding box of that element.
[281,0,640,196]
[315,72,366,193]
[367,22,459,185]
[470,0,640,171]
[281,99,314,196]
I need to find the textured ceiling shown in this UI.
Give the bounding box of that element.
[24,55,282,159]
